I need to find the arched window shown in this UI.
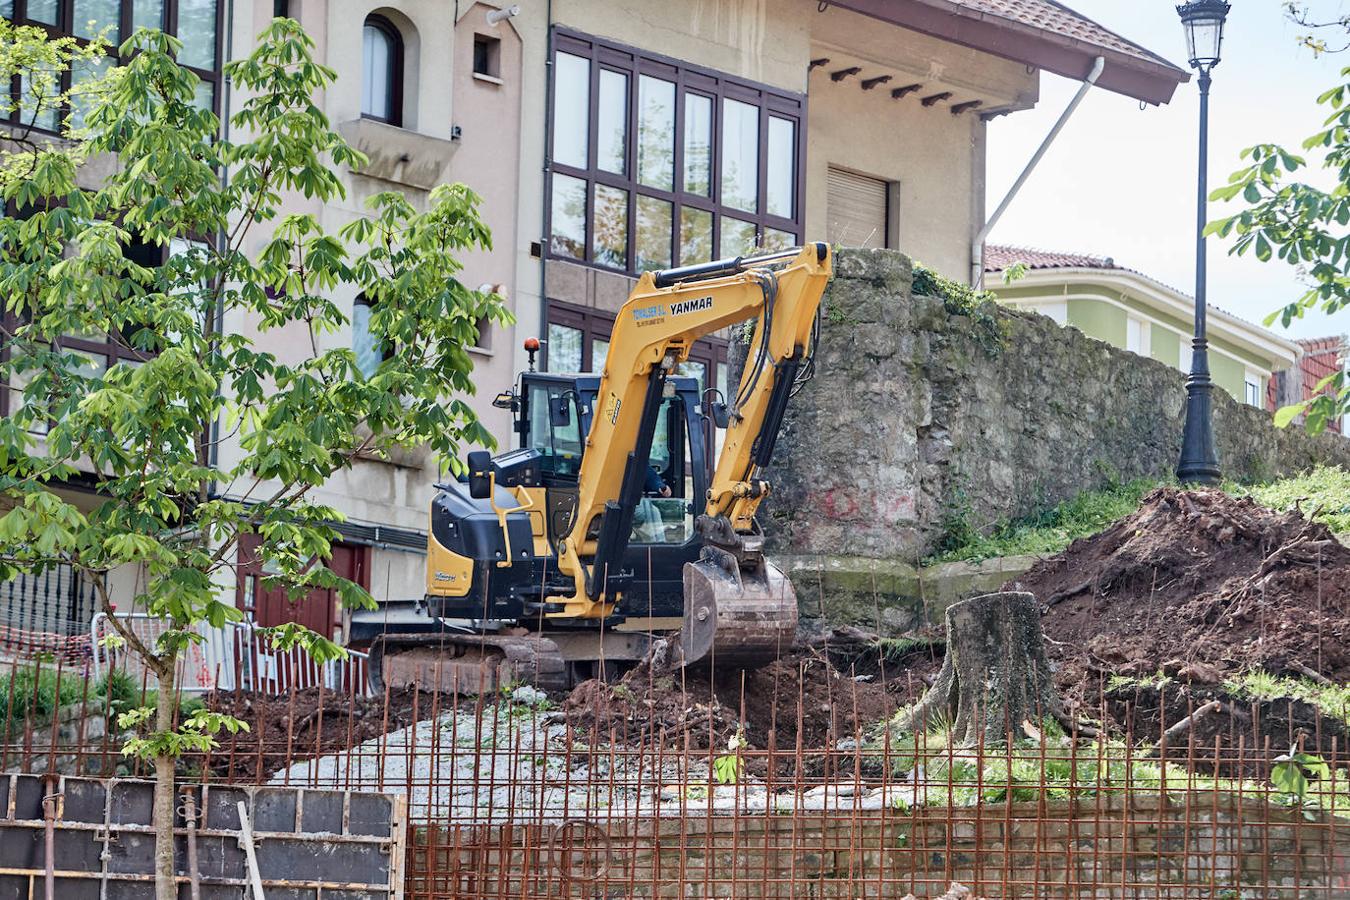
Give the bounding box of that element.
[362,15,403,125]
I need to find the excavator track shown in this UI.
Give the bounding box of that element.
[367,633,570,695]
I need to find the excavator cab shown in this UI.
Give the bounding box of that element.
[425,370,714,629]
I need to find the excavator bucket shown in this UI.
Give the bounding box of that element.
[681,553,797,668]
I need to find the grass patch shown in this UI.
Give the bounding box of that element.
[1225,669,1350,729]
[928,466,1349,565]
[0,664,205,736]
[929,478,1161,564]
[872,714,1349,817]
[1226,466,1350,536]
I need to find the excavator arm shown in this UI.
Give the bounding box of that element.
[547,243,832,637]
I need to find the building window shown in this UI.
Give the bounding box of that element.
[362,14,403,126]
[1125,316,1150,357]
[546,29,805,275]
[352,294,384,378]
[473,33,500,78]
[1244,372,1262,407]
[3,0,223,130]
[826,167,889,250]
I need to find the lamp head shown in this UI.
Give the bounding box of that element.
[1176,0,1230,72]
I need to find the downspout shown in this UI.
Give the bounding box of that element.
[971,56,1104,289]
[538,0,554,365]
[206,0,236,501]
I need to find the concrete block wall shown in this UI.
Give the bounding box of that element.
[0,774,403,899]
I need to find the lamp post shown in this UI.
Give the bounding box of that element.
[1174,0,1230,486]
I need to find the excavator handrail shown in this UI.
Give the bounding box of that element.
[651,242,828,288]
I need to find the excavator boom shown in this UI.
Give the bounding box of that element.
[547,243,832,665]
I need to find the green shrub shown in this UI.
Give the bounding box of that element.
[1228,466,1350,535]
[911,263,1008,355]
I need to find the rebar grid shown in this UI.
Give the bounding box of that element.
[0,652,1346,899]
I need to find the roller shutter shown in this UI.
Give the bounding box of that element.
[827,167,888,250]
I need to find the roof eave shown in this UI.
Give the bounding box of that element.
[826,0,1189,106]
[996,267,1301,365]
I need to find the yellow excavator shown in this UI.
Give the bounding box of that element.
[359,243,832,691]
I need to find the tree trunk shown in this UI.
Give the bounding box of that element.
[898,591,1059,745]
[154,665,177,900]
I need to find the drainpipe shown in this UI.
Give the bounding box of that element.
[971,56,1105,289]
[538,0,554,367]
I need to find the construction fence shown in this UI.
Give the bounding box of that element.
[0,651,1345,898]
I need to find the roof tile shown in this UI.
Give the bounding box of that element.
[950,0,1177,70]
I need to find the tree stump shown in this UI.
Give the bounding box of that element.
[898,591,1060,745]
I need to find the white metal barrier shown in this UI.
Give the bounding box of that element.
[90,613,370,697]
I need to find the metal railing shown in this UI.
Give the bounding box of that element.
[89,612,370,696]
[0,566,98,637]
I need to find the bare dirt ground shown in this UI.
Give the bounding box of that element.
[203,489,1349,770]
[1011,487,1350,761]
[560,632,941,752]
[1015,487,1350,693]
[565,488,1350,761]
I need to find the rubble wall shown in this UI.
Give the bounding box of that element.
[765,248,1350,563]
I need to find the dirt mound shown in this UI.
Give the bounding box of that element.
[561,632,936,750]
[1010,487,1350,701]
[199,687,432,780]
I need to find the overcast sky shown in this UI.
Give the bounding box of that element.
[984,1,1349,341]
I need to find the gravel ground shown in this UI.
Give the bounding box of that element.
[270,698,927,821]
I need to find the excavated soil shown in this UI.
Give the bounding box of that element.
[561,628,943,751]
[1012,487,1350,760]
[566,488,1350,760]
[1014,488,1350,696]
[199,687,434,780]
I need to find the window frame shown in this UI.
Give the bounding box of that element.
[546,28,806,276]
[361,13,404,127]
[1244,372,1262,408]
[2,0,226,131]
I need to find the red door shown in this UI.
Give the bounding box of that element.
[236,536,370,641]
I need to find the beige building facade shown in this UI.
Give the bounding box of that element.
[1,0,1185,641]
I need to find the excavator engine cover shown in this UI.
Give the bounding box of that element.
[681,551,797,668]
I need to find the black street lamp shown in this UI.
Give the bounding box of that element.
[1174,0,1230,486]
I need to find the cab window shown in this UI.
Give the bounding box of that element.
[526,382,582,478]
[632,396,694,544]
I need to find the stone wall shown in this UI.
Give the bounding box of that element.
[764,249,1350,564]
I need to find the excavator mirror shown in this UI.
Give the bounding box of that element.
[548,395,572,428]
[492,390,517,411]
[709,401,730,430]
[467,450,492,500]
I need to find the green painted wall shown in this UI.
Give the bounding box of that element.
[1065,298,1126,346]
[994,282,1282,405]
[1208,352,1246,401]
[1151,326,1180,369]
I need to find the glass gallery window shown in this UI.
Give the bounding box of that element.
[2,0,223,128]
[547,30,804,275]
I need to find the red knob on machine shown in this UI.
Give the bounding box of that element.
[523,336,540,371]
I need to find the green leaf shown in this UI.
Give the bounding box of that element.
[1273,402,1308,429]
